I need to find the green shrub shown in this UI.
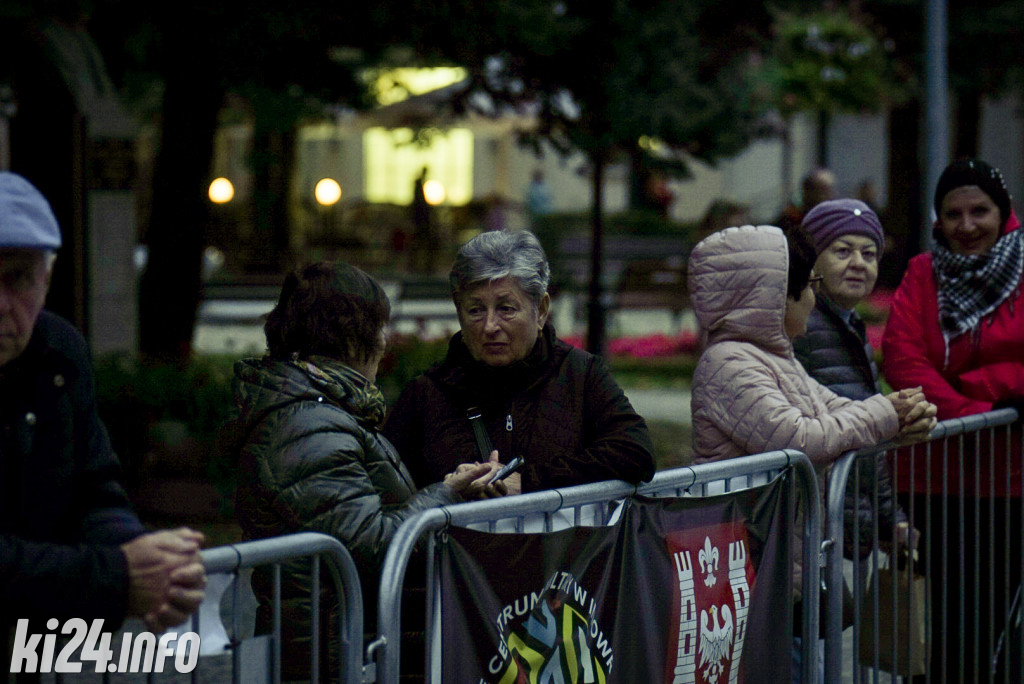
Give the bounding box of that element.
[94,353,237,507]
[376,333,450,405]
[609,355,697,389]
[93,339,449,516]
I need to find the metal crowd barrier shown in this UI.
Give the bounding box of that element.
[369,450,821,684]
[823,408,1023,683]
[197,532,365,684]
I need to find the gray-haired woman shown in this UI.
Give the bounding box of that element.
[384,229,655,494]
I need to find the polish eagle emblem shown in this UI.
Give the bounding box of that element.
[699,604,734,683]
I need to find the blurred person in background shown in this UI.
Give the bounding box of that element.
[0,172,206,665]
[526,169,552,230]
[643,170,675,218]
[384,228,655,494]
[775,167,836,233]
[695,198,750,243]
[232,261,505,680]
[688,223,935,682]
[409,167,434,273]
[882,158,1024,681]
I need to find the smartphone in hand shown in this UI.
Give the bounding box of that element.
[488,456,524,485]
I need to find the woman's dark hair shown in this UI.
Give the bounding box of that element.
[785,224,818,300]
[264,261,390,364]
[934,158,1011,227]
[932,158,1011,249]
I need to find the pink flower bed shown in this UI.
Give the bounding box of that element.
[560,287,899,359]
[562,331,700,358]
[863,287,894,351]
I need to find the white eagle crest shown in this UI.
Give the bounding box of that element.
[699,604,734,684]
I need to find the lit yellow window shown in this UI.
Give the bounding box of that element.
[363,127,473,206]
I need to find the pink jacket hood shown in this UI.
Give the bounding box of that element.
[688,225,792,356]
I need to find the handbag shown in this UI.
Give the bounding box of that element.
[857,550,930,676]
[792,580,855,638]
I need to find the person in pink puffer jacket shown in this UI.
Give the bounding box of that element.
[687,223,936,682]
[689,224,934,466]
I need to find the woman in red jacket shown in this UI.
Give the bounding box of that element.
[882,158,1023,682]
[883,161,1023,423]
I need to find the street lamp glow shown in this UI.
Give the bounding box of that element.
[423,179,446,206]
[208,177,234,204]
[314,178,342,206]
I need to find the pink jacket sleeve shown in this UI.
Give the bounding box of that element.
[703,356,899,465]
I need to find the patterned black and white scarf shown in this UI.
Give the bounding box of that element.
[933,228,1024,366]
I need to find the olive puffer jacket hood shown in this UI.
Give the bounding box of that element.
[233,357,457,573]
[232,356,459,679]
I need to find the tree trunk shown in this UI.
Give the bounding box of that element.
[880,100,923,287]
[781,116,793,206]
[628,146,646,210]
[138,58,223,363]
[953,89,981,159]
[817,109,830,167]
[586,150,607,357]
[249,127,295,272]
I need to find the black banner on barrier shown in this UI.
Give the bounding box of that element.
[438,475,792,683]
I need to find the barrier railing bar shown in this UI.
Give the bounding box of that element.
[823,408,1020,683]
[824,439,857,681]
[199,532,364,684]
[311,555,321,683]
[1006,421,1013,676]
[273,563,282,684]
[373,449,819,684]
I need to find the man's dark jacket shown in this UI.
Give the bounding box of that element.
[1,311,144,626]
[792,295,906,558]
[383,324,655,491]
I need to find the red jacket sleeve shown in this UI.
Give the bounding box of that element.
[881,255,994,419]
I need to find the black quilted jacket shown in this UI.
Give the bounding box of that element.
[793,295,907,558]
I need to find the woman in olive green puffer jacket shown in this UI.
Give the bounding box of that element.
[231,261,502,681]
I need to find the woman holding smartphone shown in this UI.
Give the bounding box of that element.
[232,261,506,680]
[384,229,655,494]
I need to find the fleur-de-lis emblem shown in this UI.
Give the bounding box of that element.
[698,536,719,587]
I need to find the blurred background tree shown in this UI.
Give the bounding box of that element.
[396,0,774,354]
[89,0,383,362]
[8,0,1024,361]
[850,0,1024,277]
[765,7,907,196]
[85,0,781,359]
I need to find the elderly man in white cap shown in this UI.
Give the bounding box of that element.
[0,172,206,659]
[792,197,918,558]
